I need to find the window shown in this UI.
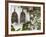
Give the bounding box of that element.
[11,9,18,24]
[20,9,25,23]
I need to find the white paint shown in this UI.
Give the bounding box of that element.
[9,5,31,31]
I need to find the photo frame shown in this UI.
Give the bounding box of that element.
[5,1,45,36]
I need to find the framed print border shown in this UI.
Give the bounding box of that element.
[5,0,45,37]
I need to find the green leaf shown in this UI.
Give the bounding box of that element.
[11,25,15,31]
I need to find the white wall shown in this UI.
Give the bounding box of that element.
[0,0,46,37]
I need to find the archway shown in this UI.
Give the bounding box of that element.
[11,9,18,24]
[20,9,26,23]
